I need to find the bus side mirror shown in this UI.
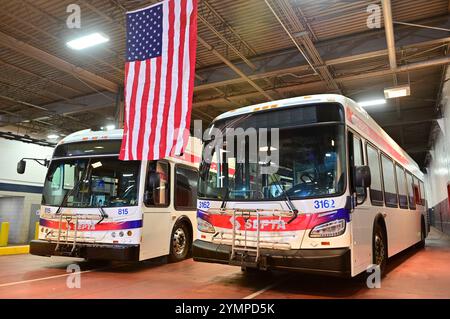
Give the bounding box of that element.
[17,160,26,174]
[355,165,371,188]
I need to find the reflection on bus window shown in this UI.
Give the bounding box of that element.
[199,125,346,200]
[145,161,170,207]
[42,158,140,208]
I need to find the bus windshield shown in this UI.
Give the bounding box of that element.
[42,157,140,208]
[198,103,346,200]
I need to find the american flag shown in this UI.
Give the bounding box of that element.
[119,0,198,160]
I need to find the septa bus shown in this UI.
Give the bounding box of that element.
[20,129,201,262]
[193,94,428,277]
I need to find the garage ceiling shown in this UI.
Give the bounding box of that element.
[0,0,449,168]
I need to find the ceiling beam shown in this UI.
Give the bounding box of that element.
[197,36,274,101]
[0,91,116,125]
[0,31,118,93]
[266,0,341,93]
[0,58,84,96]
[1,3,123,75]
[193,55,450,107]
[198,0,257,70]
[195,16,450,91]
[195,39,450,92]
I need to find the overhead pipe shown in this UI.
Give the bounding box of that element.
[382,0,397,70]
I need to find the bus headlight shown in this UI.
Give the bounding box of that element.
[309,219,346,238]
[197,217,215,233]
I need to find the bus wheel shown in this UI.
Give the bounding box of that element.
[169,222,191,262]
[373,223,387,275]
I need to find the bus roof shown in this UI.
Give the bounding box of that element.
[57,128,202,166]
[214,94,347,121]
[212,94,423,179]
[58,128,124,145]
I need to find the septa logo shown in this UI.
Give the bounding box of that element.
[229,216,287,231]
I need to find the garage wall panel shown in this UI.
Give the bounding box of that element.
[425,67,450,235]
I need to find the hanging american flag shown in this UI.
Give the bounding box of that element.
[119,0,198,160]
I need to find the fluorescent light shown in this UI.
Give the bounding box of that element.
[91,161,102,168]
[357,99,386,107]
[66,33,109,50]
[47,134,59,139]
[106,124,115,131]
[94,146,104,149]
[384,85,411,99]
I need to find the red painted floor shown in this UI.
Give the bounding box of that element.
[0,228,449,299]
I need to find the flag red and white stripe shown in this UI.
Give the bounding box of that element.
[120,0,198,160]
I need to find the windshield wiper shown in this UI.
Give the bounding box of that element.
[269,173,299,224]
[220,161,242,210]
[55,158,91,215]
[96,204,108,225]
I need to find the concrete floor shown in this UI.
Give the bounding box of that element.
[0,228,449,299]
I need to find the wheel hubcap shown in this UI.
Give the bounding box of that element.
[375,234,385,266]
[173,228,186,255]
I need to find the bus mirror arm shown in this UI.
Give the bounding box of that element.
[17,158,50,174]
[354,165,371,206]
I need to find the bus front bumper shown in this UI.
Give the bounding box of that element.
[30,240,140,261]
[193,240,351,277]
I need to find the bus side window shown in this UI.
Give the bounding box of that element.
[366,144,384,206]
[395,165,408,209]
[413,177,421,206]
[419,180,425,206]
[348,132,365,200]
[51,165,62,190]
[381,154,398,208]
[406,172,416,210]
[175,165,198,211]
[144,161,170,207]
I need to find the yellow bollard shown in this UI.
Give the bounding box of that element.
[0,222,9,247]
[35,222,40,240]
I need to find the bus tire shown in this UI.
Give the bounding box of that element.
[417,218,426,249]
[373,222,387,276]
[169,221,191,262]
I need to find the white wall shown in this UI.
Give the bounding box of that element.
[0,138,53,244]
[425,67,450,234]
[0,138,53,187]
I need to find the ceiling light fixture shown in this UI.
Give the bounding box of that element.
[66,32,109,50]
[384,84,411,99]
[357,99,386,108]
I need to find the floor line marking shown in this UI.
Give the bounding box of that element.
[243,277,288,300]
[0,267,108,288]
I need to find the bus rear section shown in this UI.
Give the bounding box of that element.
[193,99,353,276]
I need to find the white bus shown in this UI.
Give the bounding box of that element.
[19,129,201,262]
[193,94,428,277]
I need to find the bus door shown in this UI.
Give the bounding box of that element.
[348,131,373,275]
[140,160,173,260]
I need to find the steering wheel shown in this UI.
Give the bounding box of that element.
[300,172,315,183]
